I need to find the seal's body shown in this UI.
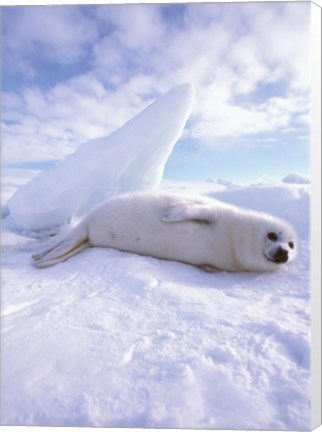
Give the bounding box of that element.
[33,192,296,272]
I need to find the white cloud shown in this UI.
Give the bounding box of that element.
[2,3,311,165]
[97,4,165,51]
[4,6,98,69]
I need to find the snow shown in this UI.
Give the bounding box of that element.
[6,83,195,232]
[1,170,311,429]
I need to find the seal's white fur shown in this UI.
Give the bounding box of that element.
[33,192,296,272]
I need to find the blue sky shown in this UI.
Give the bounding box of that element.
[2,2,311,183]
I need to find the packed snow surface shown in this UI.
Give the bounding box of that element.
[1,170,311,429]
[6,84,195,232]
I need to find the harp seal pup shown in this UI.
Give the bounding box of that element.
[32,191,296,272]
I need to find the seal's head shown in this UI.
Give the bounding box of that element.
[263,227,296,265]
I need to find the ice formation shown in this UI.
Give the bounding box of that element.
[7,84,195,232]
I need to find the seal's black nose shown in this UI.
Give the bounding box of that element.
[274,247,288,263]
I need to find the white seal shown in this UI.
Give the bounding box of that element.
[33,192,297,272]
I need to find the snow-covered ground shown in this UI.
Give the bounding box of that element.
[1,169,311,429]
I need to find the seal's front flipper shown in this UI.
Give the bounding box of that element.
[162,202,219,224]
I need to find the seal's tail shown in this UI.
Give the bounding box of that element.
[32,223,90,268]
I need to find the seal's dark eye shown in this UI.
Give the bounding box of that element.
[268,232,278,241]
[289,241,294,249]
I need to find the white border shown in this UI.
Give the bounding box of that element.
[311,1,322,430]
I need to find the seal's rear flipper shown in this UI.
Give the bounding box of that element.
[33,224,89,268]
[33,240,91,268]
